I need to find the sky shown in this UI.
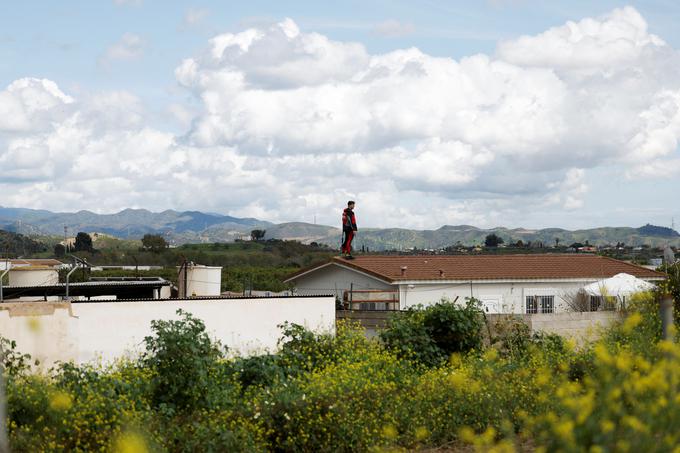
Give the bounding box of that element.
[1,1,680,231]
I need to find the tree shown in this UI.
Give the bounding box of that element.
[73,232,94,252]
[53,243,66,258]
[250,229,266,241]
[141,234,168,253]
[554,237,560,248]
[484,233,504,248]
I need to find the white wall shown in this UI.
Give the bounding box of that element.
[0,296,335,367]
[8,269,59,287]
[399,280,602,314]
[292,263,392,300]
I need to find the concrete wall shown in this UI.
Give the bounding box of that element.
[398,280,603,314]
[0,296,335,368]
[293,263,392,300]
[486,311,619,343]
[337,310,619,343]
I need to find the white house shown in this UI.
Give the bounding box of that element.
[285,254,666,314]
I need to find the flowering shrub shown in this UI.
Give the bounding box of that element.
[3,293,680,451]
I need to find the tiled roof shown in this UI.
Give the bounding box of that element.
[311,254,667,282]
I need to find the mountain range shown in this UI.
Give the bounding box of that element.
[1,206,678,250]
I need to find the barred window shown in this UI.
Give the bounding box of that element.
[526,295,555,314]
[589,295,617,311]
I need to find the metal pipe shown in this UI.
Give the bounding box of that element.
[65,263,80,300]
[660,294,675,341]
[0,267,10,303]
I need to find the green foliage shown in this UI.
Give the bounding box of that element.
[6,293,680,452]
[141,309,228,413]
[0,229,47,257]
[141,233,168,253]
[380,298,485,366]
[250,229,266,241]
[53,243,66,257]
[73,232,94,252]
[484,233,504,247]
[0,336,36,377]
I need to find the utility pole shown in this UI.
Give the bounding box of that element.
[660,293,675,341]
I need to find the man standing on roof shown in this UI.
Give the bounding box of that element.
[341,201,357,259]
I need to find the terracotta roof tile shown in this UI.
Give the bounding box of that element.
[326,254,666,282]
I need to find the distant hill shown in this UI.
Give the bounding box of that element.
[0,206,271,243]
[637,223,680,238]
[1,206,678,250]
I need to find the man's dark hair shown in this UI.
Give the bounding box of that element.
[347,200,355,206]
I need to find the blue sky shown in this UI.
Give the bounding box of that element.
[1,1,680,230]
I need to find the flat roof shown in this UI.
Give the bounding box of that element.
[1,279,171,300]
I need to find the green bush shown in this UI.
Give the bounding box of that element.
[141,309,231,413]
[0,336,36,377]
[380,298,485,366]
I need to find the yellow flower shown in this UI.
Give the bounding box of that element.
[621,312,642,333]
[26,317,41,333]
[483,348,499,361]
[113,431,149,453]
[459,426,476,444]
[382,424,398,440]
[600,420,615,433]
[414,426,429,441]
[49,391,73,412]
[554,419,574,442]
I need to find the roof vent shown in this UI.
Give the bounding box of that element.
[400,266,408,276]
[439,269,444,278]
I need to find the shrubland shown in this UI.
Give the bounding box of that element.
[2,295,679,452]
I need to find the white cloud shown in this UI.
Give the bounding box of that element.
[99,33,145,67]
[2,9,680,229]
[497,7,665,69]
[373,20,415,37]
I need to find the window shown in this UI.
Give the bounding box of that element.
[589,295,617,311]
[526,295,554,314]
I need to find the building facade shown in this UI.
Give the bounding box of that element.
[286,255,666,314]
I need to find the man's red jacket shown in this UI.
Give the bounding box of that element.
[342,208,357,232]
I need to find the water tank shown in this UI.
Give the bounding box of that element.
[8,267,59,286]
[178,264,222,297]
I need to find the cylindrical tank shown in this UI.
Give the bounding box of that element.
[184,265,222,297]
[8,267,59,286]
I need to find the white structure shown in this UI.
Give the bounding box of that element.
[179,264,222,296]
[582,273,655,298]
[8,267,59,287]
[0,295,335,367]
[287,255,665,314]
